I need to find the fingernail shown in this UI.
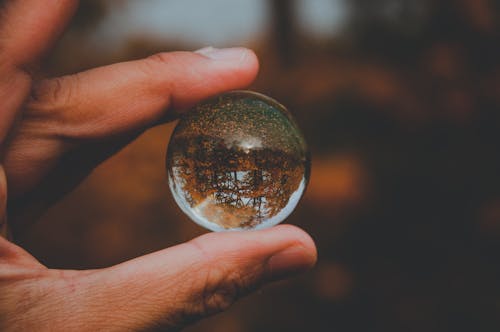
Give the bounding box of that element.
[195,46,250,62]
[267,245,315,281]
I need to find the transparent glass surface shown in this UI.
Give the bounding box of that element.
[167,91,310,231]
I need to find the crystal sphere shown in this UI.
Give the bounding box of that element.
[167,90,310,231]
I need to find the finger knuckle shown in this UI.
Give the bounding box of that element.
[30,74,80,110]
[201,271,241,315]
[145,52,178,75]
[144,51,192,76]
[180,239,264,321]
[147,52,176,65]
[190,265,261,320]
[186,243,242,316]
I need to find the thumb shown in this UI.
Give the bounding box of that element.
[75,225,316,330]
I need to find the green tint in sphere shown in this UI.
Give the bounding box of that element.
[167,90,310,231]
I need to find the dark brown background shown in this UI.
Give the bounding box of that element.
[16,1,500,331]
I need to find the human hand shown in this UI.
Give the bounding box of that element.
[0,1,317,331]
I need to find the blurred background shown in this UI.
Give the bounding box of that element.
[17,0,500,331]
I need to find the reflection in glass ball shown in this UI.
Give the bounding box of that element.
[167,90,310,231]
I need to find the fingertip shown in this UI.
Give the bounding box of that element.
[146,48,259,112]
[239,48,260,83]
[263,225,318,279]
[262,224,317,259]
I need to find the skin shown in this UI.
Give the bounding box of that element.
[0,1,317,331]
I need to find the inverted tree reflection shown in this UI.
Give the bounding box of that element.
[170,135,305,228]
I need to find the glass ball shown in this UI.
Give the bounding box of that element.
[167,90,310,231]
